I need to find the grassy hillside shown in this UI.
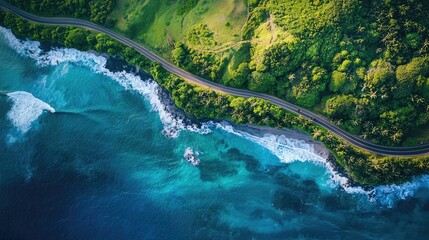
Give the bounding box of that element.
[110,0,247,53]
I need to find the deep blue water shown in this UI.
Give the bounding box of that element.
[1,26,429,239]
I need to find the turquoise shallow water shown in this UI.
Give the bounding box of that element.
[1,26,429,239]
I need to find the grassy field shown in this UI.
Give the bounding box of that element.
[109,0,131,31]
[109,0,248,53]
[108,0,297,84]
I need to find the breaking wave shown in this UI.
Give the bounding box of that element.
[6,91,55,143]
[1,26,428,207]
[214,122,325,163]
[0,26,210,138]
[215,122,429,207]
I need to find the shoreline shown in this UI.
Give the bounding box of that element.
[96,51,352,183]
[106,55,334,161]
[232,123,331,160]
[230,123,354,185]
[1,7,429,185]
[1,26,356,186]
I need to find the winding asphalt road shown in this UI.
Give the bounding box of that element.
[1,0,428,157]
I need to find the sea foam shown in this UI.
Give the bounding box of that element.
[214,122,325,163]
[6,91,55,143]
[1,26,428,207]
[0,26,210,138]
[216,121,429,207]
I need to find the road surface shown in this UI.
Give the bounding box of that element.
[1,0,428,157]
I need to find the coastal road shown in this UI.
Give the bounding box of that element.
[1,0,428,157]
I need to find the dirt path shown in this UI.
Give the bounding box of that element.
[269,14,276,44]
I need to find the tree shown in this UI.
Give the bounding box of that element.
[329,71,355,93]
[325,95,357,118]
[172,42,187,65]
[64,29,88,49]
[248,71,276,93]
[395,57,429,98]
[338,59,352,72]
[365,59,394,87]
[311,66,328,82]
[406,33,422,50]
[227,62,250,88]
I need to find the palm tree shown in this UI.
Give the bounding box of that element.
[404,20,412,29]
[398,5,409,16]
[372,159,382,171]
[371,126,379,134]
[262,117,271,125]
[417,25,426,34]
[370,90,378,99]
[381,33,392,45]
[364,122,372,129]
[391,131,403,143]
[419,39,429,54]
[312,128,322,139]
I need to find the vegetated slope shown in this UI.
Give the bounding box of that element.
[110,0,247,53]
[109,0,429,147]
[5,0,113,24]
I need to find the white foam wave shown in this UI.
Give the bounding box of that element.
[213,122,429,207]
[2,26,428,207]
[0,26,210,138]
[214,122,324,163]
[0,27,42,59]
[369,175,429,207]
[6,91,55,143]
[214,122,367,193]
[183,147,200,166]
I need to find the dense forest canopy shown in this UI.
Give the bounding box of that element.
[171,0,429,146]
[5,0,113,23]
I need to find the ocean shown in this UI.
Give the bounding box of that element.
[1,26,429,239]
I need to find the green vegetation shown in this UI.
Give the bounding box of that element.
[186,24,216,47]
[2,0,429,186]
[106,0,247,53]
[5,0,113,24]
[99,0,429,147]
[172,42,228,81]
